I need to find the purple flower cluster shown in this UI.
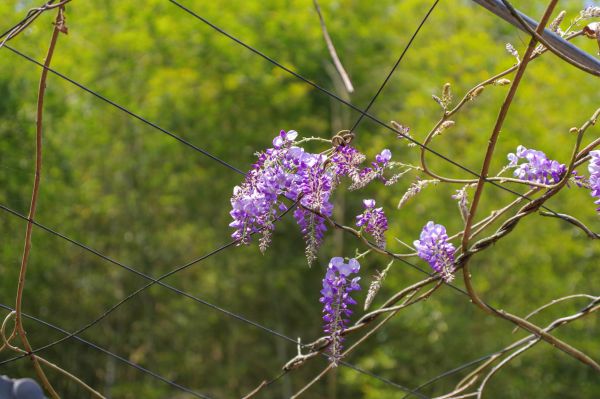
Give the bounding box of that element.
[230,130,336,262]
[320,257,361,365]
[293,153,334,265]
[230,130,396,264]
[348,149,393,190]
[331,145,366,180]
[230,130,299,250]
[507,145,566,185]
[588,151,600,212]
[414,221,456,282]
[356,199,388,249]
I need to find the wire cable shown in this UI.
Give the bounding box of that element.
[349,0,440,132]
[0,304,213,399]
[2,45,246,177]
[165,0,570,220]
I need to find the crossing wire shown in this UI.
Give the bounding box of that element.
[0,304,213,399]
[0,1,590,395]
[0,203,422,395]
[349,0,440,132]
[166,0,572,220]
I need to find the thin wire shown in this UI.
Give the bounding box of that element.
[165,0,566,219]
[0,200,439,394]
[350,0,440,132]
[0,4,584,392]
[0,203,298,361]
[0,38,476,312]
[2,45,246,177]
[0,304,213,399]
[400,355,493,398]
[2,32,568,227]
[340,361,430,399]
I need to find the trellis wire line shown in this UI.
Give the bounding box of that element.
[0,203,298,362]
[3,22,578,232]
[0,2,586,230]
[0,201,432,394]
[165,0,571,219]
[1,197,415,393]
[0,2,592,390]
[349,0,440,132]
[0,304,213,399]
[0,44,512,300]
[2,45,245,177]
[400,355,493,399]
[3,40,570,229]
[1,39,579,380]
[340,361,430,398]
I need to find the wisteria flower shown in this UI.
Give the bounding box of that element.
[414,221,456,282]
[320,257,361,365]
[588,150,600,212]
[356,199,388,249]
[375,149,392,165]
[293,154,334,265]
[331,145,366,179]
[272,129,298,148]
[230,130,335,263]
[507,145,566,185]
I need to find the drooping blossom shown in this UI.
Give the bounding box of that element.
[229,130,298,250]
[588,150,600,212]
[414,221,456,282]
[230,130,334,262]
[230,129,396,263]
[356,199,388,249]
[507,145,566,185]
[320,257,361,365]
[330,145,366,180]
[349,149,394,189]
[293,153,333,265]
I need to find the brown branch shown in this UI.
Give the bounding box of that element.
[511,294,597,334]
[0,0,71,49]
[1,312,105,399]
[446,296,600,399]
[12,7,67,399]
[455,0,600,374]
[419,31,584,185]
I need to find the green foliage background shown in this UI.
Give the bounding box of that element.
[0,0,598,397]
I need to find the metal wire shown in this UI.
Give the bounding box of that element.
[0,304,213,399]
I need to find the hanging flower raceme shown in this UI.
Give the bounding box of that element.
[230,130,405,264]
[507,145,566,185]
[293,153,334,265]
[331,144,366,181]
[414,221,456,282]
[229,130,298,251]
[356,199,388,249]
[588,150,600,212]
[320,257,361,366]
[230,130,336,262]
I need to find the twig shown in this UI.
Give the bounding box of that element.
[539,211,600,239]
[419,31,583,185]
[456,0,600,374]
[511,294,598,334]
[1,312,105,399]
[0,0,71,49]
[313,0,354,93]
[499,0,600,76]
